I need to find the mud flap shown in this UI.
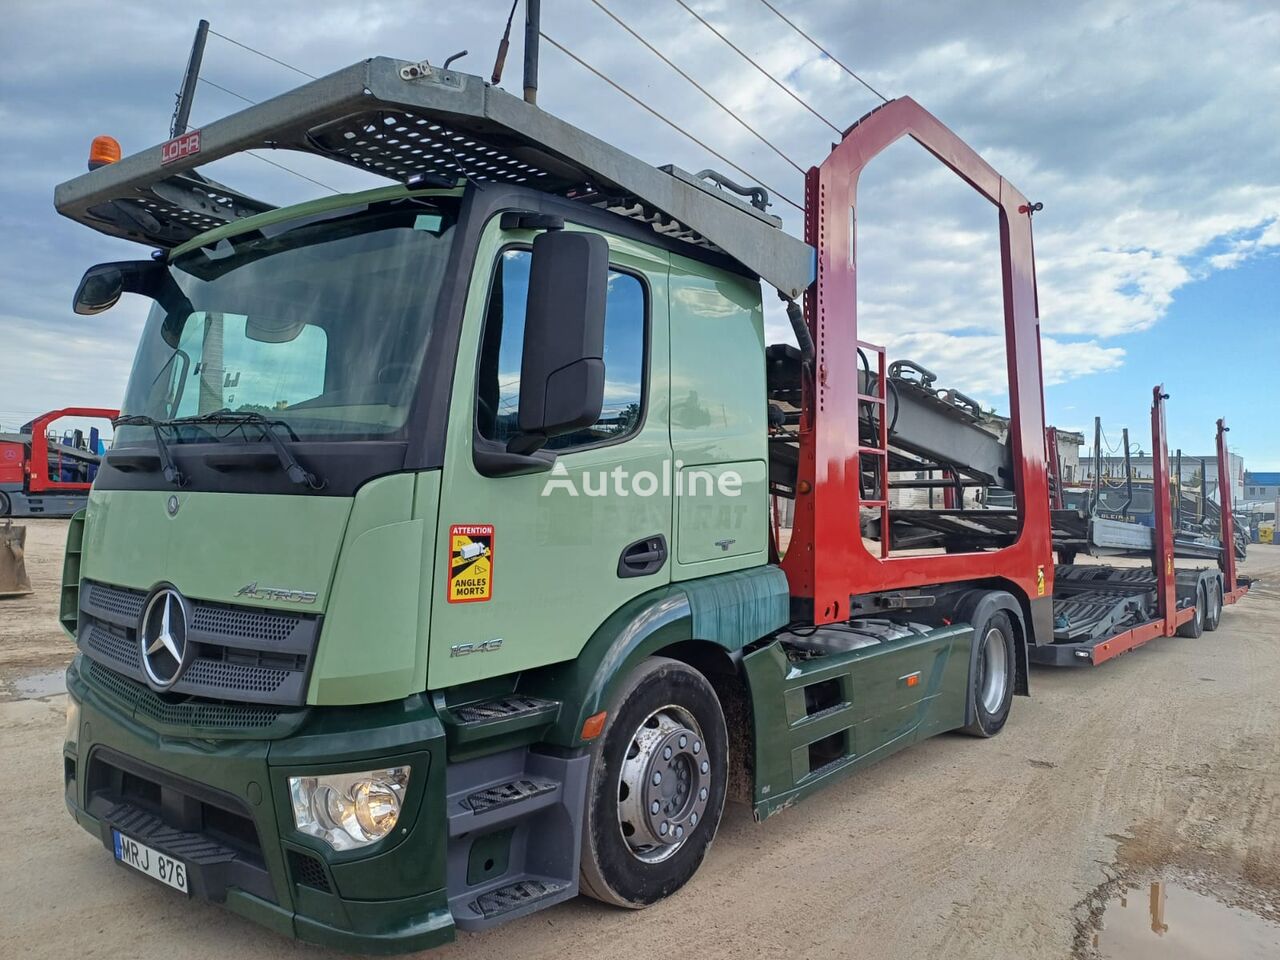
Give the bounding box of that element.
[0,520,32,598]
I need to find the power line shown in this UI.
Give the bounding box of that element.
[242,151,340,193]
[756,0,889,103]
[586,0,806,175]
[540,32,802,212]
[671,0,841,135]
[191,93,341,193]
[197,76,254,105]
[207,29,317,80]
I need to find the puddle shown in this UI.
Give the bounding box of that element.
[1091,878,1280,959]
[10,668,66,699]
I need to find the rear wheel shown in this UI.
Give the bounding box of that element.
[961,610,1015,738]
[0,491,10,517]
[1177,585,1205,638]
[579,657,729,908]
[1204,579,1223,632]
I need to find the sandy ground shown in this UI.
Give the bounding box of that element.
[1,518,1277,959]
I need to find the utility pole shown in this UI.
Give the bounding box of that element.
[172,19,210,137]
[523,0,540,104]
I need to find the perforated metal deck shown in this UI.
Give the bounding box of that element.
[55,57,814,294]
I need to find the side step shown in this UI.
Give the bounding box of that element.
[443,695,562,757]
[445,747,590,932]
[467,877,572,921]
[463,777,557,814]
[453,695,558,724]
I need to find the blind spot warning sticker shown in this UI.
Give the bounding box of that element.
[1036,565,1046,597]
[448,524,494,603]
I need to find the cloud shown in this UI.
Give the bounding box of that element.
[1,0,1277,437]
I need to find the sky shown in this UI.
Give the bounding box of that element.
[0,0,1276,467]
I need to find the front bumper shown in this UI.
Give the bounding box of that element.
[63,655,454,954]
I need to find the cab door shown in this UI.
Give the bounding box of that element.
[428,222,672,687]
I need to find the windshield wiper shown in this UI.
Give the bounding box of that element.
[172,410,325,490]
[113,414,187,487]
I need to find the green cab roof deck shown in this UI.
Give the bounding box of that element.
[53,56,814,296]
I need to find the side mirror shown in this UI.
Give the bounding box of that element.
[509,230,609,455]
[73,260,161,315]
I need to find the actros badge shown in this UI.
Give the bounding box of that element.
[236,582,318,604]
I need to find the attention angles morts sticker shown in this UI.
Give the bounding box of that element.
[448,524,494,603]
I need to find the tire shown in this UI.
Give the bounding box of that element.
[0,491,10,517]
[579,656,729,908]
[961,610,1016,738]
[1204,579,1223,633]
[1177,585,1205,638]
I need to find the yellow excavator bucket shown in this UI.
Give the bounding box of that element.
[0,520,33,598]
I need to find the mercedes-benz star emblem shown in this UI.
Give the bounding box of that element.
[166,495,180,516]
[139,587,191,690]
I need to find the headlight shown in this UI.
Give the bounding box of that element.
[65,698,81,751]
[288,767,410,851]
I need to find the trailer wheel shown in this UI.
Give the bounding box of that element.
[579,657,728,909]
[1178,585,1206,638]
[1204,579,1223,632]
[0,492,10,517]
[961,610,1016,738]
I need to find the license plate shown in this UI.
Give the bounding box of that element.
[113,830,189,895]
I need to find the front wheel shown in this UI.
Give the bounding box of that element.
[961,610,1016,737]
[579,657,729,908]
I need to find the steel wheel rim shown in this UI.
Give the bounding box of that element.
[979,627,1009,714]
[616,704,710,864]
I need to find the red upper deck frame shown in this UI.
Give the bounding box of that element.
[27,407,118,494]
[781,97,1052,627]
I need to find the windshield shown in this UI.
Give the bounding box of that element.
[116,196,457,443]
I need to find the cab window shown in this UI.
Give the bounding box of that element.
[476,247,646,450]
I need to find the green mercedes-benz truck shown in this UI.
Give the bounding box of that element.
[55,55,1056,953]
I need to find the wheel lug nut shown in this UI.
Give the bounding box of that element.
[676,825,684,839]
[660,821,669,836]
[679,735,687,748]
[700,760,709,774]
[651,800,660,814]
[693,740,701,754]
[663,746,672,760]
[691,812,698,826]
[653,771,662,785]
[699,787,707,800]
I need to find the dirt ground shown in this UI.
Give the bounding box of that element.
[1,518,1277,959]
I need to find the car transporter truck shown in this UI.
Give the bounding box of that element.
[53,50,1249,952]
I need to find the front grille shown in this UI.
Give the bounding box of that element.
[77,579,320,707]
[183,658,292,694]
[84,659,289,732]
[85,581,145,621]
[191,606,300,643]
[83,620,140,670]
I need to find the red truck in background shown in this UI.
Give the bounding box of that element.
[0,407,117,517]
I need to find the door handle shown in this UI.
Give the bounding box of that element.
[618,534,668,578]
